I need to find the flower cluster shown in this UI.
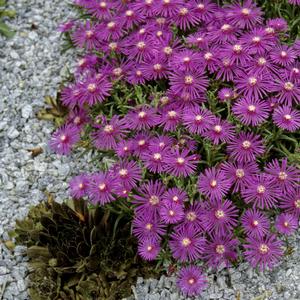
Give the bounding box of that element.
[53,0,300,297]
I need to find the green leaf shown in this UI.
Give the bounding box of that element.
[0,21,15,38]
[0,0,6,7]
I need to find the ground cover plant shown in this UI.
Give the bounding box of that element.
[41,0,300,297]
[0,0,16,37]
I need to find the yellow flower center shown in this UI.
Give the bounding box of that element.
[126,10,133,16]
[145,0,153,4]
[265,27,275,34]
[149,195,160,205]
[169,210,175,216]
[87,83,96,92]
[147,245,153,251]
[294,199,300,208]
[163,46,173,55]
[259,243,269,254]
[109,42,117,50]
[156,30,163,37]
[257,184,266,194]
[85,30,94,38]
[182,238,191,247]
[172,196,179,202]
[284,221,289,227]
[241,8,251,15]
[153,153,162,161]
[215,209,225,219]
[221,24,231,31]
[197,3,205,10]
[138,111,146,118]
[78,183,84,189]
[258,57,266,65]
[137,41,146,49]
[233,44,242,53]
[252,36,261,43]
[107,21,115,29]
[98,183,106,191]
[177,157,185,165]
[278,171,287,180]
[153,63,162,71]
[179,7,189,15]
[248,105,256,112]
[183,56,191,63]
[216,244,225,254]
[138,139,145,146]
[104,125,113,133]
[119,169,128,177]
[214,125,222,133]
[60,134,67,142]
[210,179,217,188]
[204,52,213,60]
[195,115,203,122]
[253,220,259,226]
[188,278,195,285]
[280,51,287,58]
[284,82,294,91]
[284,114,292,121]
[136,70,142,76]
[236,169,245,178]
[168,110,177,118]
[184,75,194,85]
[248,77,257,86]
[100,1,107,8]
[145,223,153,230]
[242,140,252,149]
[113,67,122,76]
[186,211,197,221]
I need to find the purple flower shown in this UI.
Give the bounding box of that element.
[58,20,75,32]
[114,140,133,158]
[49,124,80,155]
[126,64,147,85]
[132,180,165,216]
[153,0,182,17]
[173,4,200,31]
[130,0,156,17]
[241,209,270,238]
[169,68,209,100]
[265,158,299,194]
[93,116,128,150]
[222,43,251,65]
[84,1,113,20]
[201,46,220,73]
[87,172,116,205]
[98,18,124,41]
[241,173,279,209]
[69,174,89,199]
[218,88,234,102]
[67,107,89,129]
[179,202,204,231]
[221,161,259,192]
[158,105,182,131]
[232,97,270,126]
[198,167,231,200]
[169,226,205,262]
[244,234,284,271]
[182,106,214,135]
[162,188,188,205]
[61,84,82,108]
[140,53,169,80]
[202,199,238,235]
[177,265,207,297]
[72,20,101,50]
[203,118,235,145]
[111,161,142,189]
[289,0,300,5]
[267,18,288,32]
[272,106,300,132]
[203,234,239,268]
[227,132,265,162]
[216,56,237,81]
[234,70,271,99]
[275,213,298,235]
[225,0,263,30]
[138,238,161,261]
[131,133,151,158]
[159,202,185,224]
[132,212,166,241]
[270,45,297,66]
[192,0,218,22]
[125,106,159,130]
[170,49,203,72]
[164,148,198,177]
[279,188,300,217]
[80,74,112,105]
[141,145,168,174]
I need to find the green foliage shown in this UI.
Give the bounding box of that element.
[0,0,16,38]
[12,198,160,300]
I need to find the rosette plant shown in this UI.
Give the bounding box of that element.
[48,0,300,297]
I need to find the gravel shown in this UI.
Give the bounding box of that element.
[1,0,300,300]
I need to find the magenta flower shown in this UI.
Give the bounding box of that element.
[140,53,169,80]
[173,4,200,31]
[132,180,165,216]
[216,56,237,81]
[234,70,272,99]
[222,43,251,65]
[218,88,234,102]
[49,124,80,155]
[179,202,204,231]
[289,0,300,5]
[114,140,133,158]
[241,209,270,238]
[203,234,239,268]
[225,0,263,30]
[203,118,235,145]
[132,212,166,242]
[153,0,182,17]
[244,234,284,271]
[265,158,299,194]
[177,265,207,297]
[232,97,270,126]
[72,20,101,50]
[159,201,185,224]
[138,238,161,261]
[158,105,182,132]
[272,106,300,132]
[227,132,265,162]
[131,0,156,17]
[93,116,128,150]
[169,226,205,262]
[279,188,300,217]
[169,68,209,100]
[131,133,151,158]
[84,1,113,20]
[141,145,168,174]
[270,45,297,67]
[198,167,231,200]
[162,188,188,206]
[182,106,214,135]
[69,174,89,199]
[125,106,159,130]
[111,160,142,189]
[275,213,298,235]
[267,18,288,32]
[58,20,75,32]
[80,74,112,105]
[170,49,203,72]
[97,18,124,41]
[202,199,238,235]
[241,173,279,209]
[164,148,198,177]
[192,0,218,22]
[221,160,259,192]
[87,172,116,205]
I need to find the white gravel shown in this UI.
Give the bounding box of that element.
[1,0,300,299]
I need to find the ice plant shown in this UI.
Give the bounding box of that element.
[49,0,300,297]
